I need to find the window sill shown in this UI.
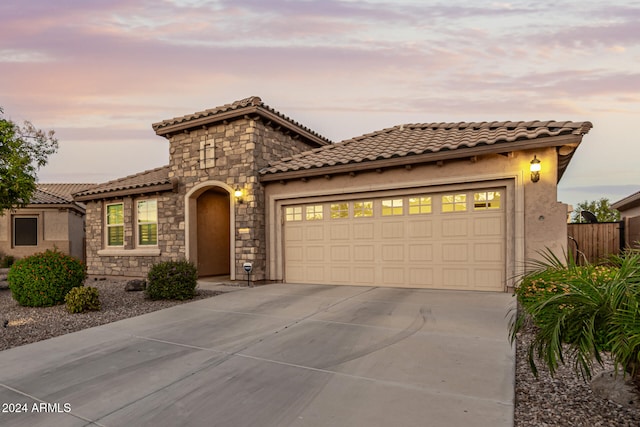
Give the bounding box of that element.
[97,248,161,257]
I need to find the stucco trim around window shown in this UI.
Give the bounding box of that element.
[97,248,161,257]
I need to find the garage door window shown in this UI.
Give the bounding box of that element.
[306,205,323,220]
[409,196,432,214]
[474,191,501,210]
[330,203,349,219]
[285,206,302,221]
[382,199,403,216]
[354,201,373,218]
[442,194,467,212]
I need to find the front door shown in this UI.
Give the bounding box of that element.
[197,188,231,276]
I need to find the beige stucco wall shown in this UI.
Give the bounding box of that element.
[264,146,566,290]
[0,207,83,260]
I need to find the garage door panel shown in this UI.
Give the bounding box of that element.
[354,245,375,261]
[307,246,325,262]
[409,268,433,286]
[442,243,468,262]
[442,218,468,237]
[331,245,351,261]
[354,223,375,239]
[283,188,506,291]
[443,269,468,288]
[330,223,350,240]
[285,226,303,242]
[382,267,405,285]
[409,244,432,261]
[382,244,404,261]
[330,266,351,283]
[354,266,375,284]
[473,216,503,236]
[474,242,503,262]
[381,222,404,239]
[474,269,504,290]
[306,225,325,241]
[408,220,432,238]
[306,266,325,283]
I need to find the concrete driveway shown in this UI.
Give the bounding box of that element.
[0,284,515,427]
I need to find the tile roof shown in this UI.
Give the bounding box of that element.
[152,96,332,146]
[73,165,172,201]
[260,120,592,178]
[36,183,96,203]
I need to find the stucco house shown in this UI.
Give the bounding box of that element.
[74,96,592,292]
[0,183,94,261]
[612,190,640,248]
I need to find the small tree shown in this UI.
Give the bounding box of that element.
[571,198,620,223]
[0,107,58,212]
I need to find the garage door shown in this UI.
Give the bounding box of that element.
[283,188,505,291]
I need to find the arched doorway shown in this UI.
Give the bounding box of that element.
[196,188,231,277]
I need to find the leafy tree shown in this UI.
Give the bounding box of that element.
[570,197,620,223]
[0,107,58,212]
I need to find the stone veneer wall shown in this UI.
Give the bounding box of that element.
[84,116,317,279]
[84,192,184,277]
[168,117,316,281]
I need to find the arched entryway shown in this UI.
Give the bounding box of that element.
[185,181,235,279]
[196,188,230,276]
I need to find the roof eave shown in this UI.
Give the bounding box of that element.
[260,133,584,183]
[612,192,640,211]
[74,182,175,202]
[153,106,329,147]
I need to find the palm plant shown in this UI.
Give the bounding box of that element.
[510,249,640,383]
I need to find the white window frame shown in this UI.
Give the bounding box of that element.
[136,199,158,246]
[106,202,124,247]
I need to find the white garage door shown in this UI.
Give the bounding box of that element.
[283,188,506,291]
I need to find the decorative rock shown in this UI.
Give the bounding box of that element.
[591,369,640,409]
[124,279,147,292]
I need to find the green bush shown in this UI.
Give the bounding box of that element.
[146,260,198,300]
[1,254,16,268]
[510,249,640,381]
[7,249,87,307]
[65,286,101,313]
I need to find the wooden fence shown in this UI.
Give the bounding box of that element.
[567,222,624,264]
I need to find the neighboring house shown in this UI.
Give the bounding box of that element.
[0,183,95,261]
[74,96,592,292]
[612,190,640,248]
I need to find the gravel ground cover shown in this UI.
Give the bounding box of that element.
[0,278,220,352]
[1,279,640,425]
[514,322,640,426]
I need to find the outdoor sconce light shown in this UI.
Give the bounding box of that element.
[530,155,541,183]
[234,186,244,204]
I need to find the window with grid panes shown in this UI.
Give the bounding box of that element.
[330,203,349,219]
[441,194,467,212]
[382,199,403,216]
[409,196,432,214]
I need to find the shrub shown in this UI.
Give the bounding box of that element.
[1,254,16,268]
[7,249,87,307]
[65,286,101,313]
[146,260,198,300]
[510,248,640,381]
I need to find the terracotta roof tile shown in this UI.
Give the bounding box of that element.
[260,120,592,176]
[73,165,171,199]
[152,96,332,145]
[36,183,96,203]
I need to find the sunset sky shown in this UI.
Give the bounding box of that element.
[1,0,638,208]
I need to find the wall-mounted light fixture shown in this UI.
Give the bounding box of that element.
[234,186,244,204]
[530,155,541,183]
